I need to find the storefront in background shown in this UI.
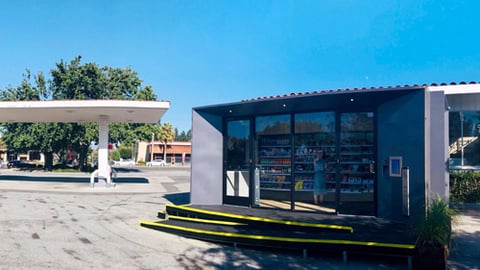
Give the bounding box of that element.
[136,141,191,165]
[190,83,478,220]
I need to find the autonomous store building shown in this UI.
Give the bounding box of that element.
[190,82,480,220]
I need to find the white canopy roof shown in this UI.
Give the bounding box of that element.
[0,100,170,123]
[429,84,480,112]
[0,99,171,187]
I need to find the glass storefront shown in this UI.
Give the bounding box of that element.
[225,111,377,216]
[224,119,251,206]
[449,111,480,170]
[338,112,375,215]
[255,115,292,209]
[293,112,336,212]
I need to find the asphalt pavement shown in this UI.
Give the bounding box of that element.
[0,167,479,269]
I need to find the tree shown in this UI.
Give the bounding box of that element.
[174,128,192,142]
[1,56,162,171]
[0,70,47,101]
[51,57,106,100]
[157,123,175,162]
[49,56,158,170]
[0,71,70,171]
[24,123,72,171]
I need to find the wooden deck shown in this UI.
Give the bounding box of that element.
[140,203,417,268]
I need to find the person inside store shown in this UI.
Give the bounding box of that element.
[313,150,327,204]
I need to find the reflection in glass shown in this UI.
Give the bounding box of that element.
[448,111,480,168]
[256,115,292,197]
[339,112,375,216]
[256,115,291,135]
[295,112,335,133]
[225,120,250,198]
[226,120,250,170]
[294,112,336,211]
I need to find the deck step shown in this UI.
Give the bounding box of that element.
[139,216,415,257]
[164,204,353,233]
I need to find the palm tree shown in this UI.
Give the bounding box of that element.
[157,123,175,163]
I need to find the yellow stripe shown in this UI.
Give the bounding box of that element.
[168,215,246,226]
[139,220,414,250]
[166,204,353,233]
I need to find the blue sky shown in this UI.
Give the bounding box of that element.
[1,1,479,132]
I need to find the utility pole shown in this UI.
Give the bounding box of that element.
[460,112,464,167]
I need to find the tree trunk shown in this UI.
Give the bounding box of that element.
[44,152,54,171]
[78,146,89,172]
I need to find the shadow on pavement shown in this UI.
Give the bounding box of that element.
[0,175,149,183]
[164,192,190,205]
[110,167,142,173]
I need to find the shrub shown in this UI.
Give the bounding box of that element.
[118,146,132,159]
[450,171,480,203]
[110,150,120,161]
[415,196,456,247]
[414,196,457,269]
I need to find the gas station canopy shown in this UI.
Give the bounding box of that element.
[0,100,170,123]
[0,99,170,188]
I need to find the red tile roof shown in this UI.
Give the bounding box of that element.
[242,81,480,102]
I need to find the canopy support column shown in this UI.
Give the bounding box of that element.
[91,116,115,188]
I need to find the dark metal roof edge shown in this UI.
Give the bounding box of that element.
[193,81,480,110]
[193,99,247,111]
[240,85,427,103]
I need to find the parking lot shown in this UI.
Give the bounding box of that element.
[0,167,478,269]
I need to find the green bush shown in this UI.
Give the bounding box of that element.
[414,196,457,269]
[415,196,456,247]
[450,171,480,203]
[118,146,132,159]
[110,150,120,161]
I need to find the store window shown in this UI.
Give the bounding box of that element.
[449,111,480,169]
[293,112,336,209]
[256,115,292,203]
[253,111,376,215]
[224,119,251,205]
[338,112,375,215]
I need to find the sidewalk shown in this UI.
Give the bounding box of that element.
[448,204,480,270]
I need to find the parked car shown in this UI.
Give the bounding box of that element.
[112,159,135,167]
[146,159,166,167]
[7,160,25,168]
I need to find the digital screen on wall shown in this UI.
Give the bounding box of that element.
[389,156,402,177]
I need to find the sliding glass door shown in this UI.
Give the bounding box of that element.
[224,119,251,206]
[337,112,376,216]
[255,115,292,210]
[293,112,336,213]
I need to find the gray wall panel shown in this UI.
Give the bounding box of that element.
[190,110,223,205]
[427,91,449,201]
